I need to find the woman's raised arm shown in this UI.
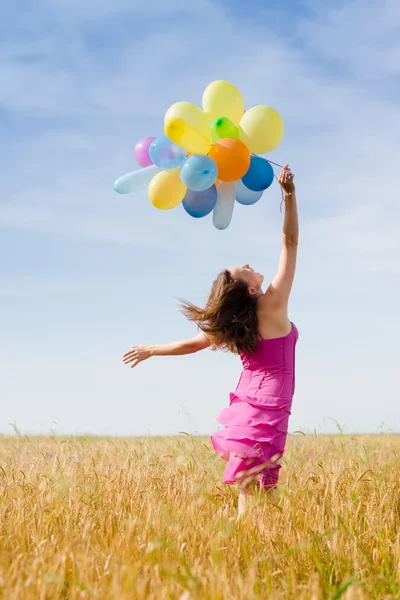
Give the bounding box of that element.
[265,165,298,307]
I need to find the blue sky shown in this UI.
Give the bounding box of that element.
[1,0,399,436]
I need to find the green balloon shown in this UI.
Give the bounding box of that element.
[212,116,240,141]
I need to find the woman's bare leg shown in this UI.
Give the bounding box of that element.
[238,486,252,518]
[237,467,280,518]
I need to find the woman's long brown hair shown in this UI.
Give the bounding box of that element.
[180,270,259,355]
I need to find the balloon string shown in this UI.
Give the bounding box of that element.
[266,159,285,169]
[266,159,285,213]
[250,154,285,169]
[250,155,286,212]
[274,175,285,213]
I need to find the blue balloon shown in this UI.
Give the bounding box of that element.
[182,185,217,218]
[149,136,186,169]
[180,155,218,192]
[241,155,274,192]
[236,180,263,206]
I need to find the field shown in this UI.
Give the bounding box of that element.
[1,434,400,599]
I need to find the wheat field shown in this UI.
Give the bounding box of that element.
[1,433,400,599]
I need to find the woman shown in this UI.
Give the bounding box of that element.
[123,165,299,517]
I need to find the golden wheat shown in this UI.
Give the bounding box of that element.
[0,433,400,599]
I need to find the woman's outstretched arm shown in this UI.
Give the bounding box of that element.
[122,332,211,369]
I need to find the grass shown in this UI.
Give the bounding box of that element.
[1,433,400,599]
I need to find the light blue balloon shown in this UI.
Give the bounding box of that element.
[182,185,217,219]
[149,136,186,169]
[236,180,263,206]
[241,155,274,192]
[213,181,237,230]
[180,155,218,192]
[114,165,161,194]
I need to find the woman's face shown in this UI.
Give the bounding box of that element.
[229,264,264,293]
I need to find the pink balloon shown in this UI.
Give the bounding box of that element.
[134,137,156,167]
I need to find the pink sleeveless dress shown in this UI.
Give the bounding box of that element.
[211,322,299,489]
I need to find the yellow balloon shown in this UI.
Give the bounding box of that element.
[164,102,211,154]
[165,118,211,155]
[148,169,187,210]
[202,80,245,125]
[239,105,284,154]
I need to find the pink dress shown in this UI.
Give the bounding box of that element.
[211,322,299,489]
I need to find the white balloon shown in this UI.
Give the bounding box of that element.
[114,165,161,194]
[213,181,238,230]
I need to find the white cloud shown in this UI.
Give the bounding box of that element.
[300,0,400,78]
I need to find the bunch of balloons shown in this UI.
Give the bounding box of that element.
[114,80,284,230]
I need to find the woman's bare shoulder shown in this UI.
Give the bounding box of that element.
[256,292,290,338]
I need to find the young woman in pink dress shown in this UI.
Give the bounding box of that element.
[123,165,299,517]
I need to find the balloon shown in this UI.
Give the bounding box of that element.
[165,118,211,155]
[115,80,284,229]
[114,165,161,194]
[241,156,274,192]
[202,81,244,125]
[239,105,284,154]
[164,102,211,154]
[182,185,217,218]
[149,136,186,169]
[180,155,217,192]
[212,117,240,141]
[213,181,237,230]
[211,127,220,145]
[134,137,156,167]
[208,138,250,182]
[148,169,187,210]
[236,180,263,206]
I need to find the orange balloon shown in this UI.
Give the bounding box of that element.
[208,138,250,182]
[215,178,220,189]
